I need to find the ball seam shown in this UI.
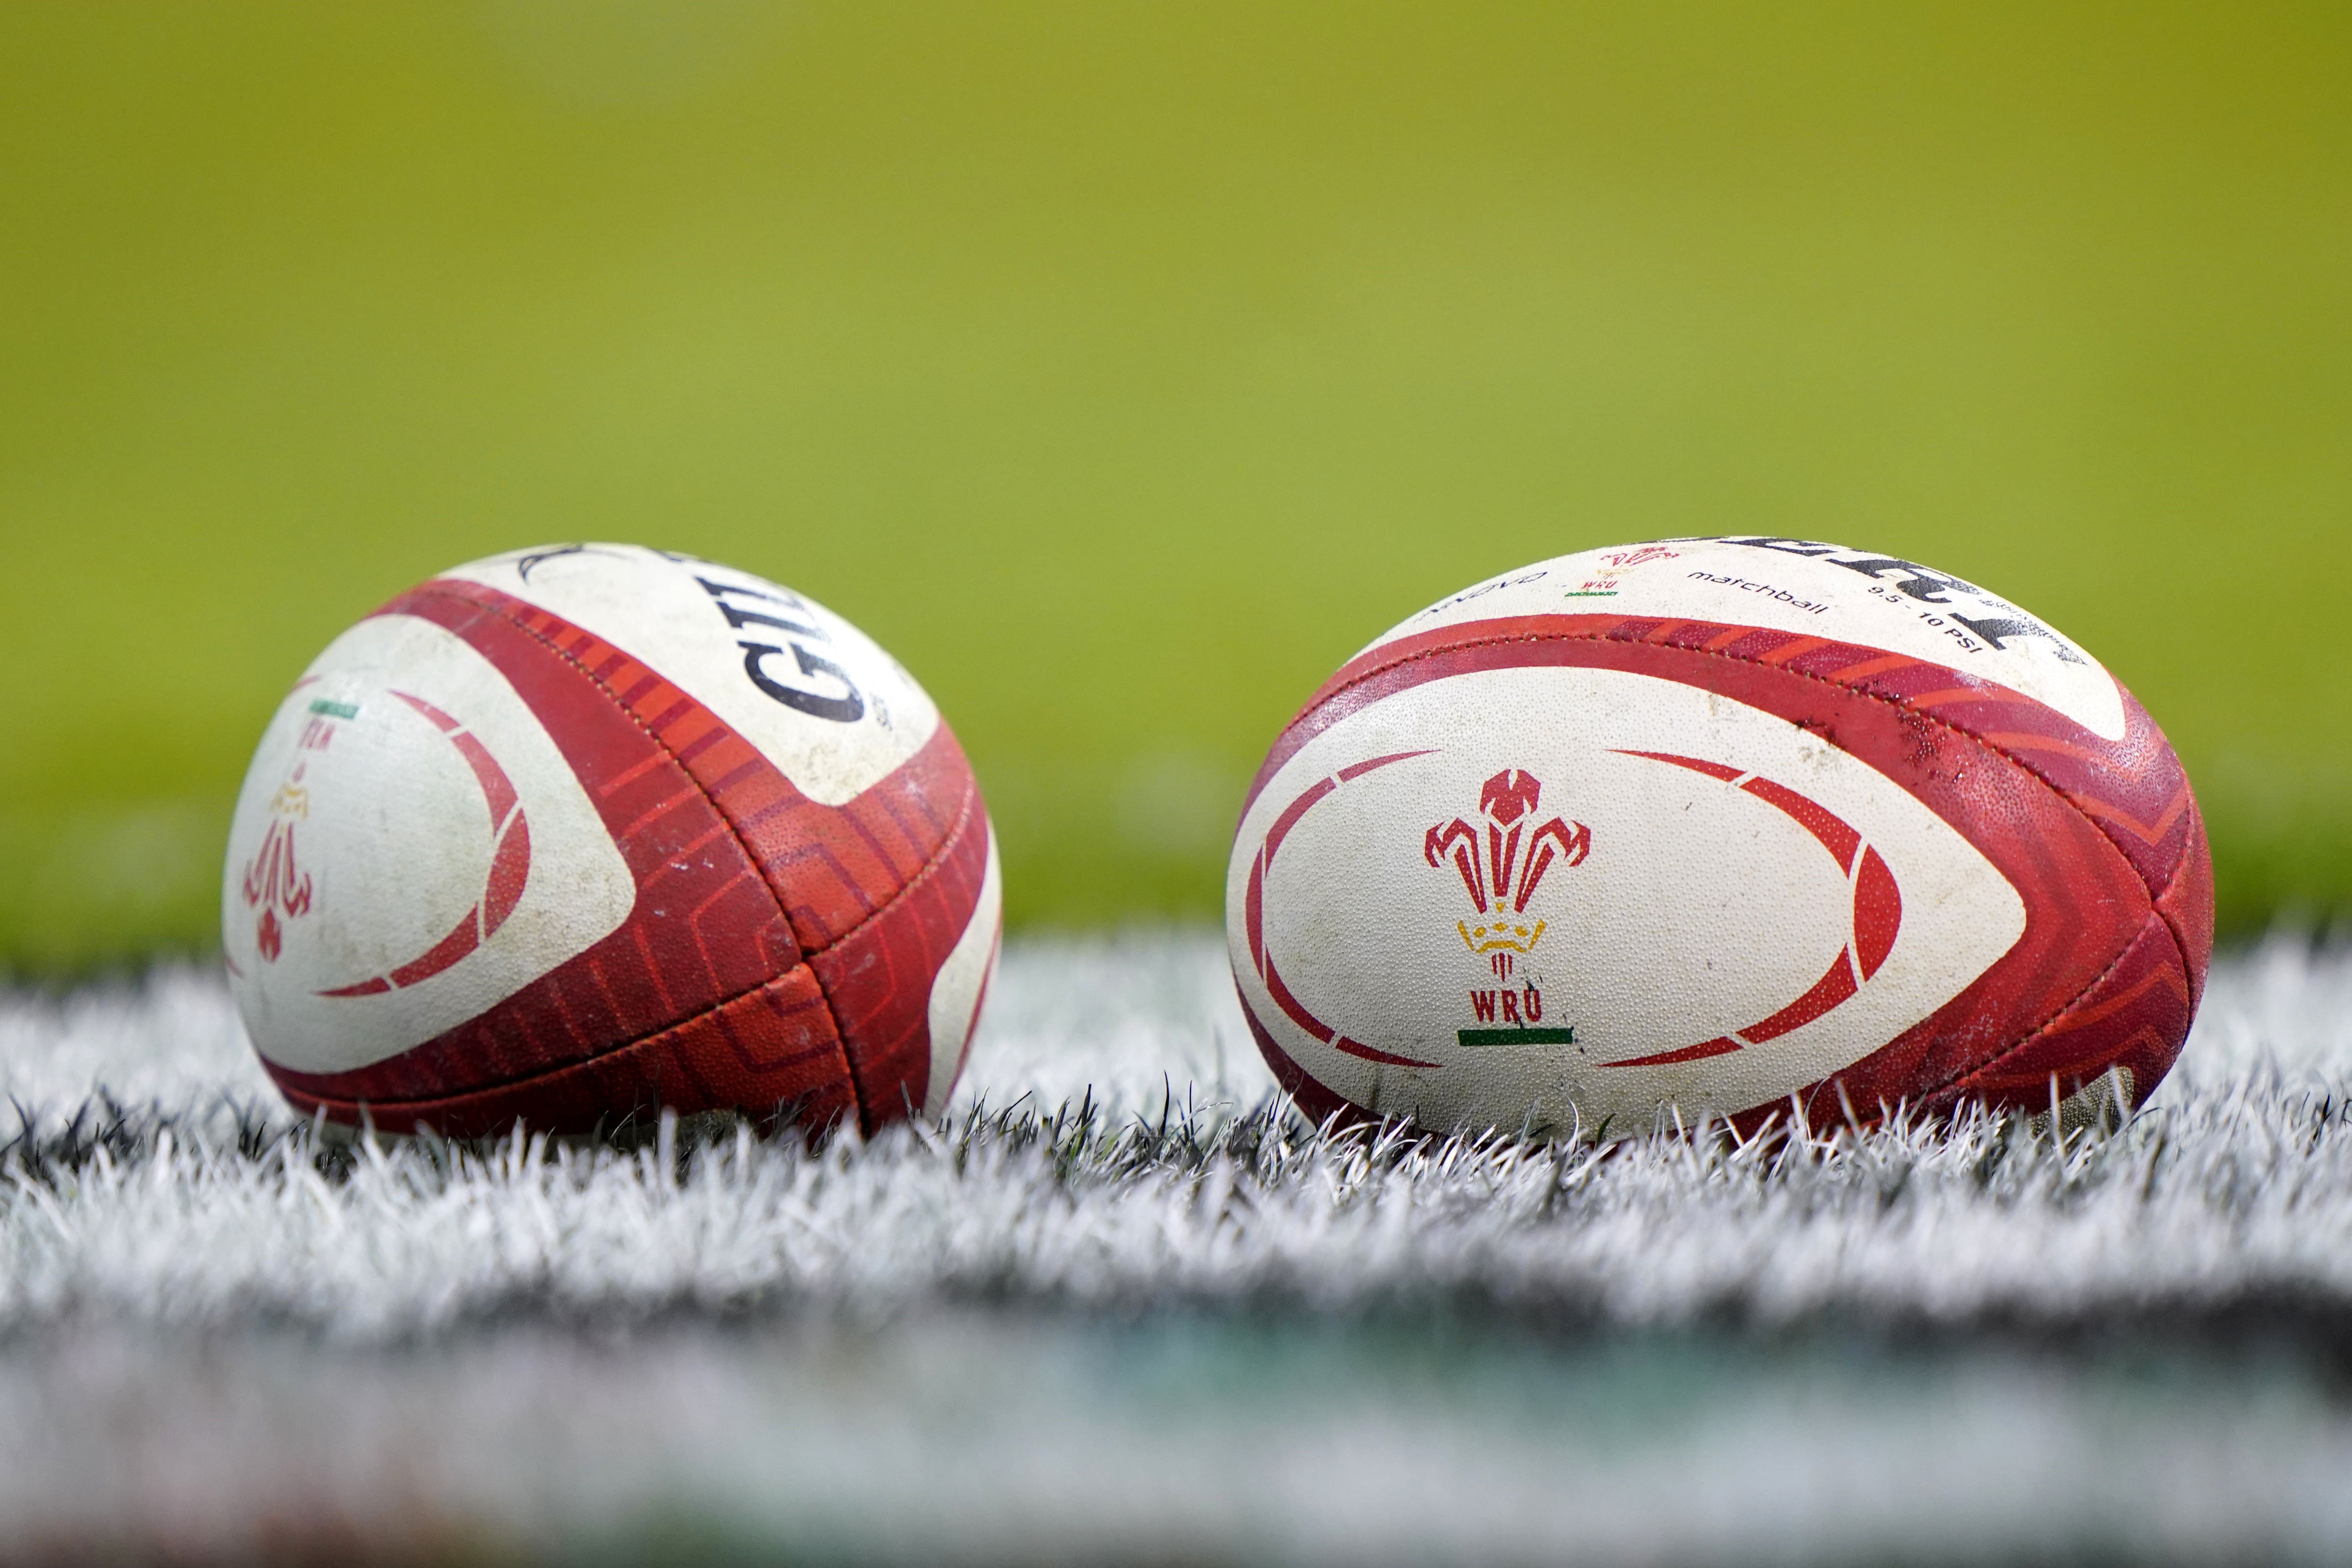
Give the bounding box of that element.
[414,581,989,1132]
[405,582,862,1107]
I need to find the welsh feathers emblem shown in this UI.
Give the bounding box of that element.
[1424,768,1590,975]
[239,709,335,962]
[235,692,535,993]
[241,815,311,963]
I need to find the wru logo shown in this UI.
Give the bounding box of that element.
[1425,768,1591,918]
[1426,768,1590,1040]
[240,706,340,963]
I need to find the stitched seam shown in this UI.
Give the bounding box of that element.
[833,777,982,1123]
[1943,912,2159,1095]
[2141,831,2204,1010]
[1304,624,2161,1103]
[808,773,980,962]
[419,583,986,1129]
[406,583,865,1096]
[2148,808,2202,909]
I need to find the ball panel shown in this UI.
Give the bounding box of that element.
[1267,607,2201,946]
[742,724,979,956]
[428,575,976,961]
[1232,666,2031,1131]
[1265,611,2172,832]
[1290,607,2207,951]
[1361,538,2128,739]
[922,827,1004,1120]
[808,788,995,1127]
[2157,794,2216,1015]
[1939,910,2193,1110]
[1232,617,2178,1133]
[422,571,997,1132]
[1908,679,2197,911]
[439,545,941,807]
[269,585,808,1111]
[224,614,640,1076]
[269,965,857,1139]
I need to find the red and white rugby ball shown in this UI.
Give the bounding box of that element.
[223,544,1000,1138]
[1228,538,2212,1139]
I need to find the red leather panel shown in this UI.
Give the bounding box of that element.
[809,782,992,1125]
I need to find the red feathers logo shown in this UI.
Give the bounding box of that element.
[1425,769,1590,982]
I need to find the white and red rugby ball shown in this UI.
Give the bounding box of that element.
[1228,537,2213,1139]
[223,544,1001,1138]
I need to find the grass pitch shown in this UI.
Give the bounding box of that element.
[0,931,2348,1564]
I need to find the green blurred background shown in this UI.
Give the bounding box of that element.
[1,1,2346,971]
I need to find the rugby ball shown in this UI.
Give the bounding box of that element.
[1228,537,2212,1139]
[223,544,1001,1138]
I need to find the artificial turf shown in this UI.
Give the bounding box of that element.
[0,931,2345,1563]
